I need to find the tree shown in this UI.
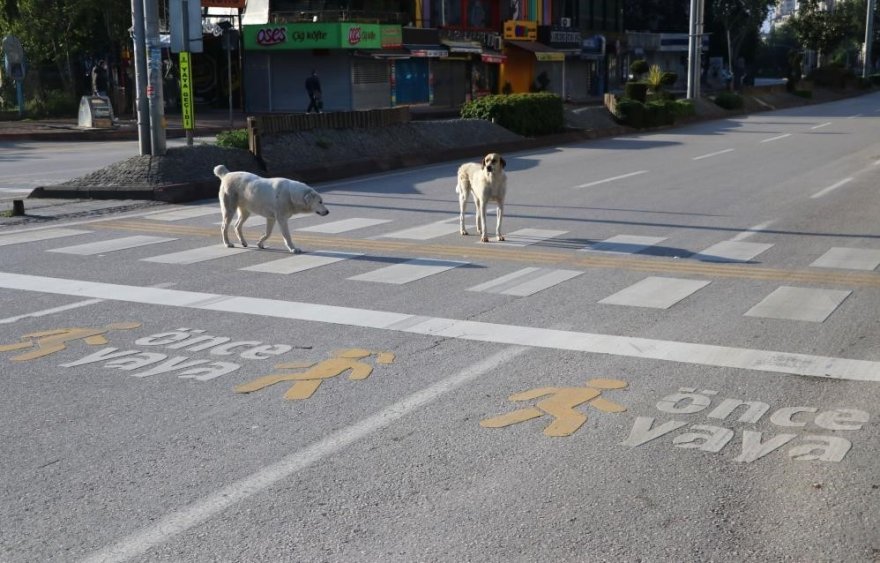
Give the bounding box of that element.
[712,0,777,88]
[789,0,850,65]
[0,0,130,96]
[624,0,690,32]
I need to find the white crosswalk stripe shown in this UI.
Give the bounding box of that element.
[296,218,391,234]
[241,250,363,274]
[48,235,177,255]
[497,228,567,247]
[0,228,92,246]
[145,207,219,221]
[468,267,582,296]
[810,247,880,271]
[142,245,250,264]
[744,286,852,322]
[599,276,711,309]
[693,240,773,263]
[377,219,460,240]
[349,258,468,284]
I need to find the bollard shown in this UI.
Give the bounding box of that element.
[11,200,25,216]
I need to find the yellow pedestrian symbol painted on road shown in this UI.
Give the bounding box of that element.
[235,348,395,400]
[481,378,628,437]
[0,322,142,362]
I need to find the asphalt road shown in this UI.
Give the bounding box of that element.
[1,93,879,562]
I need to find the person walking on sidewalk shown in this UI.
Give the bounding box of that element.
[92,60,109,98]
[305,69,322,114]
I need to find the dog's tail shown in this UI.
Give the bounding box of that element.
[213,165,229,179]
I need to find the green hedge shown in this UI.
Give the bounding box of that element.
[807,65,856,89]
[216,128,249,149]
[460,92,564,136]
[25,89,79,118]
[624,82,648,102]
[614,97,687,129]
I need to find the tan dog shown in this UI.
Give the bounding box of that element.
[214,165,329,254]
[456,153,507,242]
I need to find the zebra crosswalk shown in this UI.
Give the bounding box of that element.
[2,207,878,326]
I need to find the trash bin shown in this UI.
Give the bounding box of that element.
[78,95,115,128]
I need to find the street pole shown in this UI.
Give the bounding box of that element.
[864,0,876,78]
[687,0,699,99]
[182,0,194,147]
[130,0,151,155]
[227,29,234,128]
[143,0,166,155]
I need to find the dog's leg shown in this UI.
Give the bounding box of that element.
[258,217,275,249]
[496,201,505,242]
[458,184,469,236]
[476,198,488,243]
[277,218,301,254]
[220,207,234,248]
[234,209,250,248]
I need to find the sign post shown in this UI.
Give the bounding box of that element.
[178,51,195,134]
[170,0,202,146]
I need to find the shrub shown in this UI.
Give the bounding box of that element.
[645,65,664,92]
[661,71,678,87]
[624,82,648,102]
[216,128,249,149]
[671,99,695,118]
[460,92,564,136]
[613,97,646,128]
[793,89,813,99]
[869,74,880,86]
[630,59,649,78]
[713,91,744,110]
[25,89,79,118]
[645,100,675,126]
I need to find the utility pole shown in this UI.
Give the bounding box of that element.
[687,0,704,99]
[144,0,167,155]
[130,0,151,154]
[864,0,876,78]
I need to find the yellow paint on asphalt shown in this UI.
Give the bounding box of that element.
[481,378,628,437]
[0,322,142,361]
[93,219,880,288]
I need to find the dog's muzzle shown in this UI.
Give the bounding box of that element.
[317,209,329,216]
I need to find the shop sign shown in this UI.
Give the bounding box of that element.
[381,25,403,48]
[582,35,605,57]
[243,23,382,50]
[503,20,537,41]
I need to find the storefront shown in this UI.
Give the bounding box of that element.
[539,25,584,101]
[241,22,401,112]
[501,20,565,95]
[399,27,448,106]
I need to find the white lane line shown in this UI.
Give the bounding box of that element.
[692,148,734,161]
[730,221,775,242]
[468,267,582,297]
[846,114,863,119]
[810,177,853,199]
[1,271,878,381]
[142,245,250,264]
[811,122,832,130]
[573,170,648,189]
[143,207,218,221]
[810,247,880,271]
[0,299,104,324]
[498,228,567,247]
[760,134,791,143]
[581,235,666,255]
[79,345,527,563]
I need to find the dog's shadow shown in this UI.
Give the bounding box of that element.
[519,237,761,263]
[254,248,487,269]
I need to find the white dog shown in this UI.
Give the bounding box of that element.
[214,165,329,254]
[456,152,507,242]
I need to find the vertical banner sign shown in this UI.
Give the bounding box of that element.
[179,51,195,130]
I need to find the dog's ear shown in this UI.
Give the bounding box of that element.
[500,157,507,169]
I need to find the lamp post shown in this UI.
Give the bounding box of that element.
[218,20,235,128]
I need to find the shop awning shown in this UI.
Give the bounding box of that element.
[356,49,411,60]
[480,50,507,64]
[241,0,269,25]
[404,44,449,58]
[505,40,565,62]
[441,39,483,54]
